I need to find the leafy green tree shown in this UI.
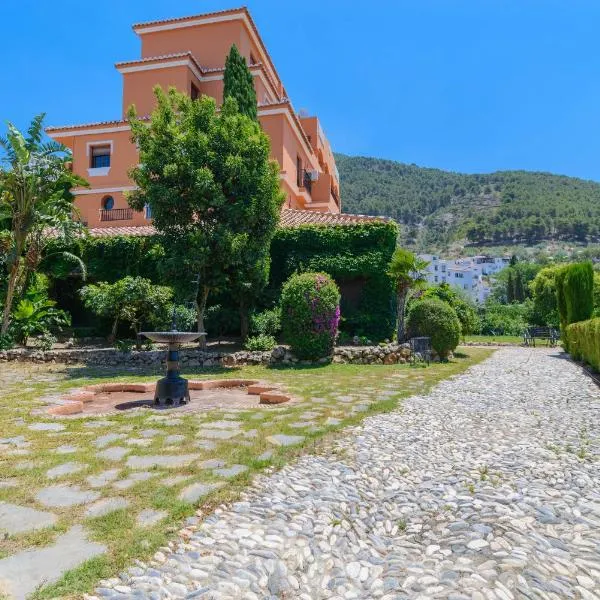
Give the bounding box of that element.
[127,87,282,344]
[387,249,429,341]
[223,44,257,121]
[530,265,561,326]
[80,276,172,349]
[0,115,86,335]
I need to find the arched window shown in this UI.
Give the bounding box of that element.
[102,195,114,210]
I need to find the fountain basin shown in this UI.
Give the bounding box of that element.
[141,331,206,406]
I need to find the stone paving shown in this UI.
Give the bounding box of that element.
[93,348,600,599]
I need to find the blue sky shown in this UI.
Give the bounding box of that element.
[2,0,600,180]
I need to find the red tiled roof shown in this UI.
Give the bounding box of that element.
[115,52,198,68]
[86,209,389,238]
[46,119,129,133]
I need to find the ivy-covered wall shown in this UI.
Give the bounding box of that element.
[48,220,399,341]
[269,222,399,340]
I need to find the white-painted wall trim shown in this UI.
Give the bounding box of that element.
[117,59,276,102]
[73,186,137,196]
[258,106,315,159]
[85,140,113,156]
[87,167,111,177]
[134,13,279,92]
[50,125,129,138]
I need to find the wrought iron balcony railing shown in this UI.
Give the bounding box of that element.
[99,208,133,222]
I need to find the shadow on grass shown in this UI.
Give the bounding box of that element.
[62,364,241,381]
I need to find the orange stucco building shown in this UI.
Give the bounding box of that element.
[46,7,341,230]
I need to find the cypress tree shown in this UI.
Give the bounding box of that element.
[514,270,525,302]
[507,270,515,303]
[223,44,258,121]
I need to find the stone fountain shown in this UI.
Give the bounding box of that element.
[141,325,205,407]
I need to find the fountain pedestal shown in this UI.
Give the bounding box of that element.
[140,331,205,406]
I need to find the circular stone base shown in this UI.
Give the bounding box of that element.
[44,379,292,417]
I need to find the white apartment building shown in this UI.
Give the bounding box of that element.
[420,254,510,303]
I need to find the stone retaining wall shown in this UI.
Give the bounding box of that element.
[0,343,413,367]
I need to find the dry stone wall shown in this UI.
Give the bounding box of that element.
[0,343,412,367]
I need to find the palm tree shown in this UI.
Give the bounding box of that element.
[0,114,86,335]
[388,248,429,342]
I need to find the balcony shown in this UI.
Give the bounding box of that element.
[100,208,133,222]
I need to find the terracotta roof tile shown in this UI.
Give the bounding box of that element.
[86,209,389,238]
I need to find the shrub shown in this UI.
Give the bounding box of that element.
[565,318,600,371]
[0,333,14,350]
[280,272,341,360]
[406,298,460,359]
[478,299,533,335]
[422,283,479,336]
[564,262,594,325]
[33,333,57,351]
[555,266,569,332]
[250,307,281,337]
[150,304,197,332]
[244,334,277,351]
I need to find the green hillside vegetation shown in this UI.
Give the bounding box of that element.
[336,153,600,249]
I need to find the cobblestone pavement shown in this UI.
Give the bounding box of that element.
[96,348,600,599]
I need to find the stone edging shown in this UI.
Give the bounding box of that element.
[0,343,413,367]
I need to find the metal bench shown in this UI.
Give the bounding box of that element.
[523,326,559,347]
[410,336,432,364]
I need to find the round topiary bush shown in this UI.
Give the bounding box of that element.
[406,298,460,360]
[281,272,341,360]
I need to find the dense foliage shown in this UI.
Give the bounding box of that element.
[223,44,258,121]
[270,222,398,341]
[478,299,533,335]
[421,283,479,336]
[565,318,600,371]
[0,115,85,335]
[280,272,340,360]
[530,266,561,327]
[80,276,172,349]
[563,262,594,327]
[127,87,283,341]
[336,153,600,248]
[406,298,461,359]
[387,248,428,341]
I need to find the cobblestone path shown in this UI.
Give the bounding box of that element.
[97,348,600,599]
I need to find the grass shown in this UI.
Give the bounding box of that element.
[463,334,524,345]
[0,347,492,598]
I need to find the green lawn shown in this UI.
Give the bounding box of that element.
[0,347,492,598]
[463,334,524,345]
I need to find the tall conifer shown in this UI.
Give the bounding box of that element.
[223,44,258,121]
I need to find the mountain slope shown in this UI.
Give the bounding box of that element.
[336,153,600,249]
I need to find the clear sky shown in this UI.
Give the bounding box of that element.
[2,0,600,180]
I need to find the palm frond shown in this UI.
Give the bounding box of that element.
[25,113,46,151]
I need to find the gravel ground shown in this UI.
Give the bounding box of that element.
[94,348,600,599]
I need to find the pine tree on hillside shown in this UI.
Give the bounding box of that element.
[223,44,258,121]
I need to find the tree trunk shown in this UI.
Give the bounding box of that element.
[239,297,249,343]
[396,289,408,343]
[108,318,119,344]
[1,261,20,336]
[196,286,209,350]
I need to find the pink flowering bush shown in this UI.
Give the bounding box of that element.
[280,272,341,360]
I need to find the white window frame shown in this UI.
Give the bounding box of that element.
[86,140,113,177]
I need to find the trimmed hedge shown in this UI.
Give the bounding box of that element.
[564,262,594,325]
[565,318,600,371]
[406,298,461,359]
[280,272,341,360]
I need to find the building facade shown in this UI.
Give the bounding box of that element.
[46,7,341,230]
[420,254,511,303]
